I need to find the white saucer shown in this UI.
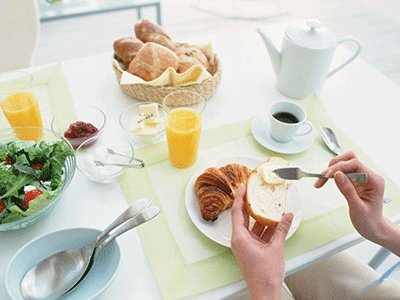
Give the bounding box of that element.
[251,114,315,154]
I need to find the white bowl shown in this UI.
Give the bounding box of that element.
[5,227,121,300]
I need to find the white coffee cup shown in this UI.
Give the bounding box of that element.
[268,101,313,143]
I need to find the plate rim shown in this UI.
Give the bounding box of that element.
[185,156,303,247]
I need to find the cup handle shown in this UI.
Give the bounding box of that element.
[294,121,313,137]
[327,36,361,78]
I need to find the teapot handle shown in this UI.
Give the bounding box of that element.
[327,36,361,78]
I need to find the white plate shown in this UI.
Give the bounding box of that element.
[6,227,121,300]
[252,114,315,154]
[185,156,303,247]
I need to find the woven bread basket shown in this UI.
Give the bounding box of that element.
[112,55,222,106]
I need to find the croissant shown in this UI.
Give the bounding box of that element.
[195,163,253,221]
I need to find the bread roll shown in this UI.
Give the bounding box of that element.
[176,47,209,73]
[245,157,292,227]
[113,37,144,66]
[135,19,176,51]
[128,42,179,81]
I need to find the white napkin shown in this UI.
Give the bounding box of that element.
[112,58,212,87]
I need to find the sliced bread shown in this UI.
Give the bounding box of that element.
[245,157,292,227]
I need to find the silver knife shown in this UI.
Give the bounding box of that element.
[273,167,368,182]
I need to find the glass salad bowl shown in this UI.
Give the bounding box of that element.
[0,127,76,231]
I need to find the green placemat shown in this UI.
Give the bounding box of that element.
[119,94,400,300]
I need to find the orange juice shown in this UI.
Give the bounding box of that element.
[165,108,202,168]
[0,92,43,140]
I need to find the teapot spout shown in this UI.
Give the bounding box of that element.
[255,28,282,76]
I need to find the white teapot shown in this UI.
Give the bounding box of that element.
[256,20,361,99]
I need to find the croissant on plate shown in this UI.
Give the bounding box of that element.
[195,163,253,221]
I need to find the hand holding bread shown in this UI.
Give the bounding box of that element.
[231,182,293,300]
[195,157,292,228]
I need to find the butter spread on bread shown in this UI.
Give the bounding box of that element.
[245,157,292,227]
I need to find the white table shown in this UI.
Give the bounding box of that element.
[1,21,400,299]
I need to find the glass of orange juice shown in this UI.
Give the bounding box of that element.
[163,91,205,168]
[0,71,43,140]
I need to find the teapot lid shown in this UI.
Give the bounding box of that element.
[285,20,337,49]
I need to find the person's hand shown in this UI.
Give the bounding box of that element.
[314,151,388,244]
[231,183,293,300]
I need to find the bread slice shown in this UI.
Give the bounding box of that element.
[245,157,292,227]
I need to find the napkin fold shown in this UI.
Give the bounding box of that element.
[119,94,400,300]
[112,58,212,87]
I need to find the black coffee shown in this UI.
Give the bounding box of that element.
[272,111,299,124]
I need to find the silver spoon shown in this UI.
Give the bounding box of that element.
[20,198,152,300]
[318,125,344,155]
[62,206,160,297]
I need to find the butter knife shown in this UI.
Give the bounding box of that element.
[273,167,368,182]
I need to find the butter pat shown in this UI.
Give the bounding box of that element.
[259,165,285,185]
[129,114,145,133]
[139,103,159,124]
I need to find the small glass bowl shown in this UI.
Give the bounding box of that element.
[76,135,135,184]
[51,105,106,149]
[119,102,165,144]
[0,127,76,231]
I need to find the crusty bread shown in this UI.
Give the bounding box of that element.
[135,19,176,51]
[113,37,144,66]
[176,46,209,73]
[245,157,292,227]
[128,42,179,81]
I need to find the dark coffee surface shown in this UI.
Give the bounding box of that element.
[272,111,299,124]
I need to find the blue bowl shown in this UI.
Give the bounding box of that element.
[5,227,121,300]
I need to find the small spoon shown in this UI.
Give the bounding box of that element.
[20,198,152,300]
[318,125,344,156]
[61,206,160,297]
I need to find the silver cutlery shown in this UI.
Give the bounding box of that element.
[274,167,368,182]
[318,124,344,156]
[94,160,145,169]
[106,148,145,166]
[21,198,153,300]
[62,206,160,297]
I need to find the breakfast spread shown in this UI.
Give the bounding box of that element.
[129,103,164,136]
[64,121,99,149]
[113,19,213,82]
[194,163,253,221]
[0,140,74,224]
[245,157,292,227]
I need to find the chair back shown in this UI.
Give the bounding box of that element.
[0,0,40,72]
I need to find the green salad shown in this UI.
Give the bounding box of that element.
[0,140,74,224]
